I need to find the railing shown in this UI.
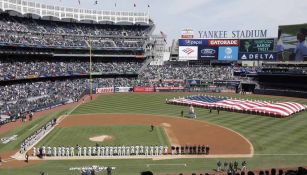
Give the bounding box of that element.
[0,0,150,24]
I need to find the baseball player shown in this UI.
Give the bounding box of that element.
[88,147,92,156]
[109,146,113,156]
[58,147,62,157]
[159,145,164,155]
[118,146,122,156]
[113,146,117,156]
[42,146,46,157]
[136,145,140,156]
[130,146,135,156]
[62,146,65,156]
[92,146,96,156]
[53,147,57,157]
[155,145,159,156]
[145,146,149,156]
[78,146,82,156]
[105,146,109,156]
[32,147,36,156]
[101,147,105,157]
[122,145,126,156]
[97,146,101,156]
[83,147,87,156]
[150,146,154,156]
[47,146,51,156]
[126,146,130,156]
[70,146,74,157]
[140,145,144,155]
[66,147,70,156]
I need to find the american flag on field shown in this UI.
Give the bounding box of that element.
[167,95,307,117]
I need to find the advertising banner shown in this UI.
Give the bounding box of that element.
[179,46,198,60]
[155,87,185,90]
[239,39,274,52]
[114,87,132,93]
[218,47,239,61]
[133,86,155,92]
[239,52,277,60]
[198,46,218,60]
[187,79,202,86]
[208,39,239,46]
[96,87,114,94]
[178,39,208,46]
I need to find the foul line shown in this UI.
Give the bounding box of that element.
[146,163,187,168]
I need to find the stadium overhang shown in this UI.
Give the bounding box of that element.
[0,0,153,26]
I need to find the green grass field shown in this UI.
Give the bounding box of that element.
[36,125,169,147]
[1,93,307,175]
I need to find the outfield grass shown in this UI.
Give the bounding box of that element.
[36,125,170,147]
[1,93,307,175]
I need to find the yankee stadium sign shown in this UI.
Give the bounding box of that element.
[198,30,268,39]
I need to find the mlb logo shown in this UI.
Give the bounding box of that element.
[218,46,239,61]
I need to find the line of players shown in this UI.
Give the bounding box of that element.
[32,145,169,157]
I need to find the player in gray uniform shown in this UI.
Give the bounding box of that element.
[150,146,154,156]
[145,146,149,156]
[70,146,74,156]
[53,147,57,157]
[83,147,87,156]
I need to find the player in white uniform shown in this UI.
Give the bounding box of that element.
[47,146,52,156]
[78,146,82,156]
[83,147,87,156]
[126,146,130,156]
[159,145,164,155]
[88,147,92,156]
[53,147,57,157]
[70,146,74,156]
[130,146,135,155]
[117,146,121,156]
[109,146,113,156]
[155,145,159,156]
[105,146,109,156]
[58,147,62,156]
[122,146,126,156]
[66,147,70,156]
[92,147,96,156]
[101,147,105,157]
[135,145,139,156]
[62,146,65,156]
[150,146,154,156]
[42,146,46,156]
[32,147,36,156]
[140,145,144,155]
[97,146,101,156]
[145,146,149,156]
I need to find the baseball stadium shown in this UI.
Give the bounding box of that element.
[1,0,307,175]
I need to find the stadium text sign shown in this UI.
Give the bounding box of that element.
[239,52,277,60]
[198,30,268,39]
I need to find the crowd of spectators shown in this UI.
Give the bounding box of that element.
[0,59,142,80]
[0,13,150,49]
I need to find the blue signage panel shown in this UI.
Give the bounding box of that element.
[218,46,239,61]
[198,46,218,60]
[239,52,277,61]
[179,39,209,46]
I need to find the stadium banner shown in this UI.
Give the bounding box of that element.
[187,79,202,86]
[133,86,155,92]
[239,52,277,61]
[178,39,209,46]
[239,39,275,52]
[198,46,218,60]
[149,79,185,82]
[218,46,239,61]
[208,39,239,46]
[114,87,132,93]
[179,46,198,60]
[155,86,185,90]
[96,87,114,94]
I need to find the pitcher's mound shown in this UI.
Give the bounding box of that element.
[89,135,113,142]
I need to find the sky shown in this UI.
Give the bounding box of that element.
[35,0,307,42]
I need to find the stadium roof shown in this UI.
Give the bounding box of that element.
[0,0,153,25]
